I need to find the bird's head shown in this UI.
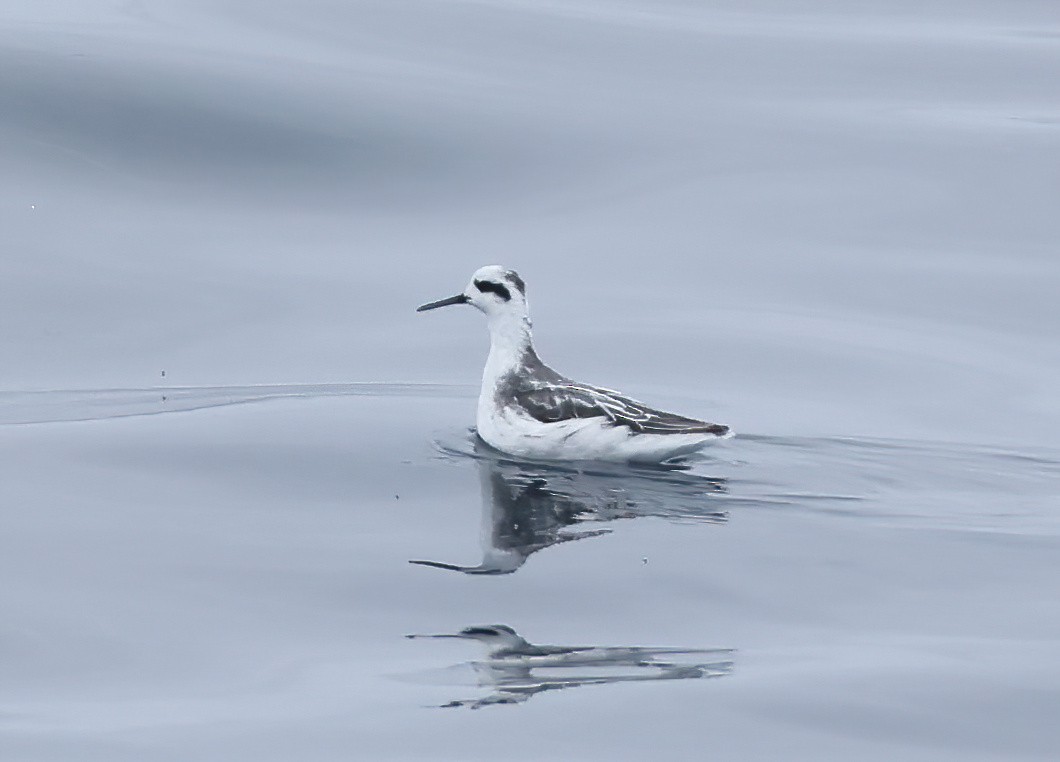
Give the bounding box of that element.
[417,265,529,322]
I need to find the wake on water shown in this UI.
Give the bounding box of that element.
[3,383,1055,537]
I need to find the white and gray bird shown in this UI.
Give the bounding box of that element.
[417,266,731,463]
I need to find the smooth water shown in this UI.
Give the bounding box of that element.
[2,2,1059,760]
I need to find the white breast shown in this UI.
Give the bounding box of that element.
[476,396,713,463]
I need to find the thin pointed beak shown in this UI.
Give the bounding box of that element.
[416,294,468,312]
[405,633,465,640]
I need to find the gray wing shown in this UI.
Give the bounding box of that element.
[514,381,729,436]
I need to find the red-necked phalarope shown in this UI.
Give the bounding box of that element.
[417,265,731,463]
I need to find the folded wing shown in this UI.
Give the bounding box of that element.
[514,382,729,436]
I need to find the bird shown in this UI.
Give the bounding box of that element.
[416,265,731,463]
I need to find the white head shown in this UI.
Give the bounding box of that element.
[417,265,529,323]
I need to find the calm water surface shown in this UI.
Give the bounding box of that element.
[2,388,1057,760]
[2,1,1059,760]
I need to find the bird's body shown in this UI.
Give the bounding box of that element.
[418,266,730,463]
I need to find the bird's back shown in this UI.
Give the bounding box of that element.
[480,349,729,462]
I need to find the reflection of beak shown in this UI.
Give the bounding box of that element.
[408,558,511,575]
[416,294,469,312]
[405,633,464,640]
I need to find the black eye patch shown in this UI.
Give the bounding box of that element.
[474,279,511,301]
[462,627,498,636]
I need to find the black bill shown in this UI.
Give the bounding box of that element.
[416,294,469,312]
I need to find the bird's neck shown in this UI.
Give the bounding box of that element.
[484,312,536,380]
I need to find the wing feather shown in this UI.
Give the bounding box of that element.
[514,381,728,436]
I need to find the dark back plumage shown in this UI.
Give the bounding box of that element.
[500,349,729,437]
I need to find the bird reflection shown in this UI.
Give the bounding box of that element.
[410,438,727,574]
[407,624,734,709]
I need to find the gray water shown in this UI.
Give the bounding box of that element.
[2,2,1059,760]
